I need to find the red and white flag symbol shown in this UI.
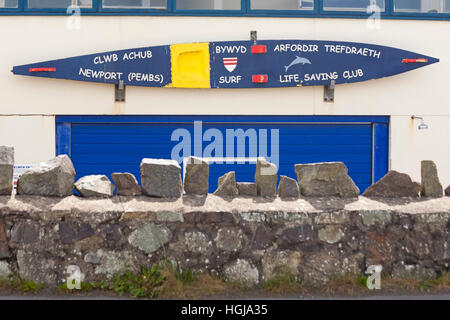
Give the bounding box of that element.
[223,57,238,73]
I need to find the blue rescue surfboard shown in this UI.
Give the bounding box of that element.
[12,40,439,89]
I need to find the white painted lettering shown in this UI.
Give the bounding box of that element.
[343,69,364,80]
[304,72,338,82]
[279,74,300,83]
[78,68,123,81]
[93,54,118,65]
[324,44,381,59]
[219,75,242,84]
[274,43,319,53]
[215,45,247,54]
[128,72,163,83]
[122,50,152,61]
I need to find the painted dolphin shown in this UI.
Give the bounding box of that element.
[284,56,312,72]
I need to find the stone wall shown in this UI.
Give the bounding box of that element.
[0,195,448,286]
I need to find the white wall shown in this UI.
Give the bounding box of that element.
[0,116,55,163]
[0,16,449,188]
[391,116,450,187]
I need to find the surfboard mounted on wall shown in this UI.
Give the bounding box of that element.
[12,39,439,89]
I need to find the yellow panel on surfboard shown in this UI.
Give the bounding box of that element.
[170,43,211,88]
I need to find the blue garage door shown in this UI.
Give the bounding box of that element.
[56,116,389,194]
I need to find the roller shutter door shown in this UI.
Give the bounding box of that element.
[56,116,389,194]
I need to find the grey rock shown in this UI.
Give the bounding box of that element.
[237,183,257,197]
[91,250,132,278]
[99,224,122,243]
[415,213,448,228]
[10,220,40,244]
[111,172,141,196]
[299,250,363,286]
[156,211,184,223]
[252,226,275,250]
[0,261,11,280]
[314,211,350,225]
[0,221,10,258]
[224,259,259,286]
[58,221,95,244]
[365,230,395,267]
[239,212,267,223]
[17,155,75,197]
[421,160,443,198]
[318,225,344,244]
[430,238,449,264]
[360,210,392,227]
[392,264,437,280]
[214,227,245,252]
[17,250,57,284]
[140,158,182,198]
[94,256,129,278]
[404,225,434,261]
[271,212,312,224]
[185,231,211,254]
[184,156,209,195]
[75,175,115,198]
[0,242,9,259]
[446,185,450,196]
[277,175,300,199]
[281,224,314,243]
[0,146,14,195]
[213,171,238,197]
[362,170,421,198]
[262,250,301,281]
[185,212,235,224]
[84,249,103,264]
[255,158,278,198]
[128,223,172,254]
[295,162,359,198]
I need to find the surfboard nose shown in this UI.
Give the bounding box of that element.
[429,56,439,65]
[397,52,439,75]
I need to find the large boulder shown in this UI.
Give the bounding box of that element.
[140,159,182,198]
[254,158,278,198]
[446,185,450,196]
[184,156,209,195]
[17,155,75,197]
[277,175,300,199]
[75,175,115,198]
[111,172,141,196]
[295,162,359,198]
[362,170,421,198]
[421,160,443,198]
[237,182,257,197]
[0,146,14,195]
[213,171,238,197]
